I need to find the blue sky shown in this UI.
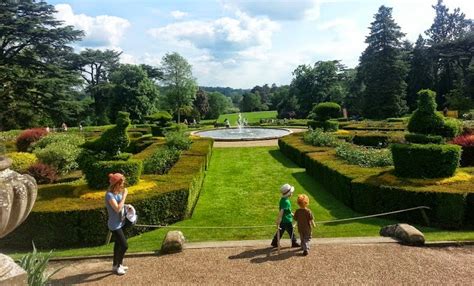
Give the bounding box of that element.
[49,0,474,88]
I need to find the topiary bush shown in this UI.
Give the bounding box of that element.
[452,134,474,167]
[303,129,340,147]
[33,142,81,174]
[405,133,444,144]
[391,143,461,178]
[143,147,181,174]
[146,111,173,136]
[307,102,341,132]
[27,163,58,184]
[82,159,143,189]
[165,131,192,151]
[16,128,48,152]
[310,102,341,121]
[7,152,37,173]
[82,111,131,156]
[407,89,461,138]
[352,134,389,148]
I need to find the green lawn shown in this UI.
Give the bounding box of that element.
[217,111,277,124]
[9,147,474,259]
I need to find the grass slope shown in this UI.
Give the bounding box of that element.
[217,111,277,124]
[10,147,473,258]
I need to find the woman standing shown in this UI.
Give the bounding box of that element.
[105,173,130,275]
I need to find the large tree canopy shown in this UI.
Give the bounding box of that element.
[0,0,84,130]
[160,52,197,123]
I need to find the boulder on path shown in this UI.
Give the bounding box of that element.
[161,231,185,254]
[380,224,425,246]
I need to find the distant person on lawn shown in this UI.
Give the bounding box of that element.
[271,184,300,248]
[293,194,316,256]
[105,173,131,275]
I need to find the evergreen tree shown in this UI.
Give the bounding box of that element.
[406,35,434,110]
[358,5,408,119]
[193,88,210,120]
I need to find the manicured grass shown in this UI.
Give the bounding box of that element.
[217,111,277,124]
[9,146,472,259]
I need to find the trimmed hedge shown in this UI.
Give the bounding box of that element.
[308,120,339,132]
[391,143,461,178]
[0,138,213,249]
[405,133,444,144]
[83,159,143,189]
[278,133,473,229]
[352,134,389,147]
[310,102,341,121]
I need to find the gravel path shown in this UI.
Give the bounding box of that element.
[49,244,474,285]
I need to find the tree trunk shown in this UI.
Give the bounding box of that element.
[177,108,180,124]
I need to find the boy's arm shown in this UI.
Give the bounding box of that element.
[311,219,316,227]
[275,209,284,225]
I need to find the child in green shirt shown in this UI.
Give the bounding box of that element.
[271,184,300,248]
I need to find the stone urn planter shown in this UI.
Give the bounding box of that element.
[0,155,38,284]
[0,155,37,238]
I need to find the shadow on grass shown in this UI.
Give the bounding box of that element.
[228,247,300,263]
[268,149,300,169]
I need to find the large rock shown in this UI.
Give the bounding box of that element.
[0,253,27,286]
[161,231,185,254]
[380,224,425,246]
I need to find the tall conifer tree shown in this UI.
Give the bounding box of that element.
[358,6,408,119]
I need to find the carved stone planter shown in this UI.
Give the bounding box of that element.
[0,155,38,284]
[0,155,37,238]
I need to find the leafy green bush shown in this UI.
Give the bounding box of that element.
[303,129,340,147]
[165,131,192,150]
[33,133,85,149]
[6,152,37,173]
[335,143,393,167]
[83,159,143,189]
[391,143,461,178]
[27,163,58,184]
[18,243,61,286]
[405,133,444,144]
[146,111,173,125]
[82,111,131,156]
[307,120,339,132]
[34,142,81,174]
[144,147,181,174]
[441,117,463,138]
[309,102,341,121]
[352,134,389,147]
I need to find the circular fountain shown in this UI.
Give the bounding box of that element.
[194,113,291,141]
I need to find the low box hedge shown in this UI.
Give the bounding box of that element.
[278,133,330,167]
[83,159,143,189]
[278,133,473,229]
[0,138,213,250]
[391,143,461,178]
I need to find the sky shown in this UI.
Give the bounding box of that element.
[48,0,474,88]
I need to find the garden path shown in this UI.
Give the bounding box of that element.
[49,243,474,285]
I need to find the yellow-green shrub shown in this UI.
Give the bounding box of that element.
[7,152,37,173]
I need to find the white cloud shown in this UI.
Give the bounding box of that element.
[55,4,130,48]
[148,11,279,60]
[170,10,188,20]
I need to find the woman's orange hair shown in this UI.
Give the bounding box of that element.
[297,194,309,207]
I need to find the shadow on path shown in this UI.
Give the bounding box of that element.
[51,270,113,285]
[228,247,301,264]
